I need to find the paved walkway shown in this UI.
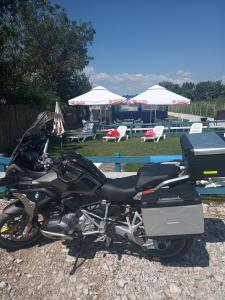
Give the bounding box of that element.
[168,112,214,121]
[100,163,126,173]
[104,171,136,178]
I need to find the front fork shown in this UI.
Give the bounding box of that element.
[12,193,36,218]
[2,195,43,236]
[22,217,34,235]
[1,204,36,237]
[6,193,37,236]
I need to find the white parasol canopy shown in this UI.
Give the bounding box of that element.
[68,86,127,106]
[130,85,191,105]
[52,101,65,136]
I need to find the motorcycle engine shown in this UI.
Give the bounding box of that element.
[41,204,122,239]
[41,210,81,238]
[78,214,95,234]
[41,207,97,239]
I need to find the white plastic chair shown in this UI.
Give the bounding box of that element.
[66,122,96,142]
[141,125,165,143]
[189,123,203,134]
[102,126,128,142]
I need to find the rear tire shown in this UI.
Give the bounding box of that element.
[0,212,42,250]
[144,238,193,261]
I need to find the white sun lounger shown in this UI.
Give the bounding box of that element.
[102,126,129,142]
[141,125,165,142]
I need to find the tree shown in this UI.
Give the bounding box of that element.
[181,82,195,99]
[56,72,92,103]
[159,80,225,101]
[0,0,95,105]
[159,81,182,95]
[194,81,224,101]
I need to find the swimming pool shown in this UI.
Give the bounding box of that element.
[0,155,11,193]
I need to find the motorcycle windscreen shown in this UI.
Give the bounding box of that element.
[11,111,54,158]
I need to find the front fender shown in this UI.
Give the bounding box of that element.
[3,201,24,215]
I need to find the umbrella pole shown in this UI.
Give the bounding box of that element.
[100,106,102,123]
[105,105,107,124]
[90,107,94,121]
[60,135,63,156]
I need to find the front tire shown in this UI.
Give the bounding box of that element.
[0,212,42,250]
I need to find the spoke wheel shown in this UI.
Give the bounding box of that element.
[0,212,42,250]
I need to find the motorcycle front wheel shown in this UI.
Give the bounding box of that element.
[0,212,42,250]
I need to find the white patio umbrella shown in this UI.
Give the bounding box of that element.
[46,101,65,154]
[68,86,127,106]
[130,85,191,105]
[130,85,191,122]
[68,86,127,122]
[52,101,65,136]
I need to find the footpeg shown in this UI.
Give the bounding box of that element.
[94,235,107,243]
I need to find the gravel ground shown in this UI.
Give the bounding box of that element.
[0,199,225,300]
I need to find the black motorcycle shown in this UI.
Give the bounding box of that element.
[0,112,204,260]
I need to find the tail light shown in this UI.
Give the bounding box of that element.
[143,189,156,196]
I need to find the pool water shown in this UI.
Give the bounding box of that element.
[0,155,11,193]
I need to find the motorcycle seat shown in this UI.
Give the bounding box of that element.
[101,163,179,202]
[135,163,179,191]
[101,175,137,202]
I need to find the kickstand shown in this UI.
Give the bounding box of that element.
[69,237,83,276]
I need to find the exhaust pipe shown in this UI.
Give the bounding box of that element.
[40,229,73,240]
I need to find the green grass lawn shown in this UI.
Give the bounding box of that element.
[49,135,182,171]
[50,136,181,156]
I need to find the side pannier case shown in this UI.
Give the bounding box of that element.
[141,182,204,237]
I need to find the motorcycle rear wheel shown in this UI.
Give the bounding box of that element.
[144,238,193,261]
[0,212,42,250]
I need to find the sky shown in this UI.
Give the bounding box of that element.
[55,0,225,95]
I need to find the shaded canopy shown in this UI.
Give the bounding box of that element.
[130,85,191,105]
[68,86,127,106]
